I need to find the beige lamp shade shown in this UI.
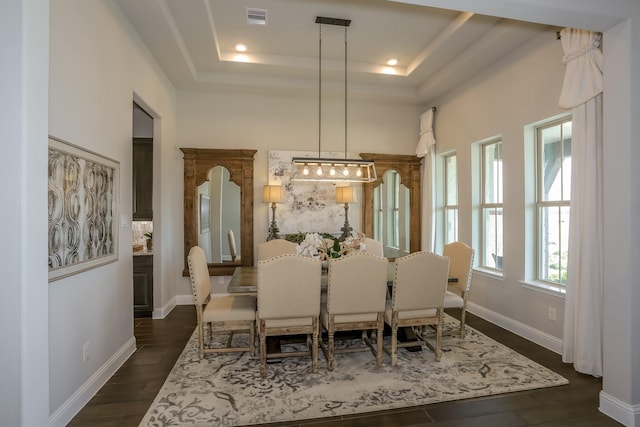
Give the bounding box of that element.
[335,186,357,204]
[263,185,285,203]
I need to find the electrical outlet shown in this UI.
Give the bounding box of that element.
[83,341,91,362]
[547,307,557,322]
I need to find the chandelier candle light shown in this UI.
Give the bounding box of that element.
[263,185,285,241]
[291,16,376,183]
[336,186,356,241]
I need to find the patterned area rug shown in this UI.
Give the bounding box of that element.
[140,316,568,426]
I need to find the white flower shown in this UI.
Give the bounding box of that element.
[296,232,324,258]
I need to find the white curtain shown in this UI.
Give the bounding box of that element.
[416,108,436,251]
[559,28,604,377]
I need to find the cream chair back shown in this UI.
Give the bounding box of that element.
[257,239,298,261]
[187,246,211,305]
[391,251,449,311]
[326,252,388,315]
[443,241,474,296]
[362,237,384,257]
[257,254,322,320]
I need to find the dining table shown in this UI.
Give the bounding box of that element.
[227,261,457,294]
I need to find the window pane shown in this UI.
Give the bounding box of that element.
[540,122,572,202]
[561,121,572,200]
[538,205,570,284]
[374,186,382,241]
[482,207,503,269]
[445,208,458,243]
[445,155,457,205]
[483,142,502,204]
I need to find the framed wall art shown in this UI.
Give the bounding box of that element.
[267,150,347,235]
[48,136,120,282]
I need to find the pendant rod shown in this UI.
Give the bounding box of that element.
[344,26,348,160]
[318,23,322,158]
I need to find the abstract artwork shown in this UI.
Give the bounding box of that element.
[268,150,347,235]
[48,136,119,282]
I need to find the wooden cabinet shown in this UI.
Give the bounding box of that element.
[133,138,153,220]
[133,254,153,317]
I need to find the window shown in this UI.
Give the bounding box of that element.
[443,153,458,244]
[536,118,571,285]
[373,185,383,242]
[391,171,400,247]
[373,170,404,251]
[481,140,503,270]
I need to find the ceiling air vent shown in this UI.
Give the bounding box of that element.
[246,8,267,25]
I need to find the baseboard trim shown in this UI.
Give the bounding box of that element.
[49,336,137,427]
[600,391,640,427]
[153,296,177,319]
[176,293,195,305]
[466,302,563,355]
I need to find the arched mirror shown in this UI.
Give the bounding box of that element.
[181,148,256,276]
[360,153,422,256]
[197,166,241,263]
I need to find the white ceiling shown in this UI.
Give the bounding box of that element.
[115,0,557,105]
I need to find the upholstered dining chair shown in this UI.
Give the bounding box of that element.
[257,238,298,261]
[321,252,388,370]
[443,241,475,338]
[187,246,256,359]
[363,237,384,257]
[384,251,449,366]
[257,254,322,377]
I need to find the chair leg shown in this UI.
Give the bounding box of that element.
[198,322,205,359]
[435,312,443,362]
[249,323,255,357]
[390,325,398,367]
[327,318,335,371]
[459,307,467,338]
[311,317,319,373]
[376,316,384,368]
[259,319,267,378]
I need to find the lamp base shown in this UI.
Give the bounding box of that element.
[267,203,280,241]
[339,203,352,241]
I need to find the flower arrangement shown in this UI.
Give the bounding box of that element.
[295,231,366,260]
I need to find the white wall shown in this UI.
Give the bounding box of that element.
[47,0,176,424]
[417,1,640,424]
[174,90,422,296]
[0,0,50,425]
[431,31,567,340]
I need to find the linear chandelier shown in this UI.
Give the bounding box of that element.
[291,16,376,183]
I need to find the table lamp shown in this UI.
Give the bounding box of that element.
[336,186,356,241]
[263,185,285,241]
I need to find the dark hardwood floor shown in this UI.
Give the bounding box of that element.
[69,306,621,427]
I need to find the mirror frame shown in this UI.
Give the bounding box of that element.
[359,153,422,254]
[181,148,256,276]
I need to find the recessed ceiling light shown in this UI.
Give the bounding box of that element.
[235,44,247,52]
[234,54,249,63]
[387,58,398,66]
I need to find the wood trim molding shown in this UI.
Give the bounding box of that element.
[359,153,422,254]
[181,148,257,276]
